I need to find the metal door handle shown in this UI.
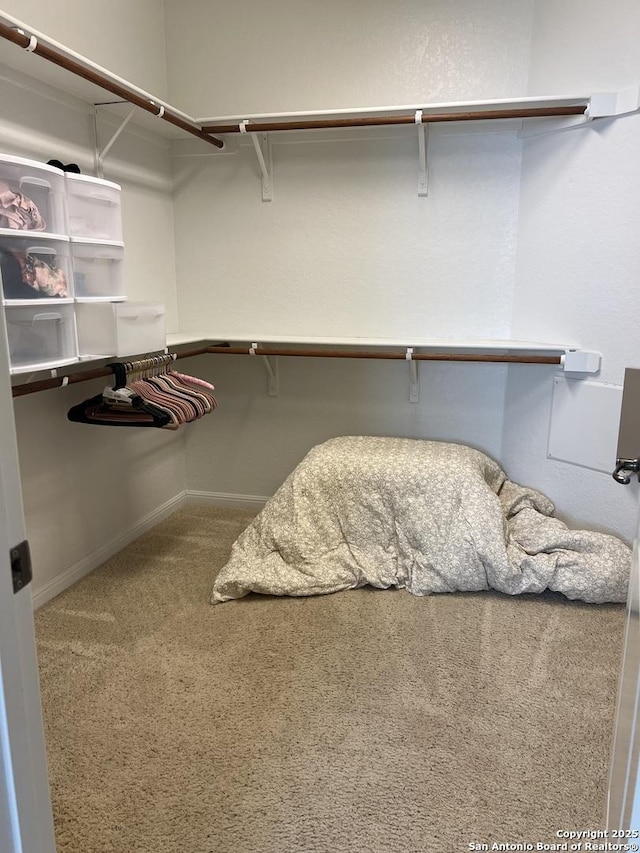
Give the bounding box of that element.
[612,458,640,484]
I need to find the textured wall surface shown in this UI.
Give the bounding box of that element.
[172,127,522,340]
[501,0,640,541]
[164,0,534,116]
[526,0,640,96]
[184,356,510,499]
[0,0,169,99]
[169,0,535,506]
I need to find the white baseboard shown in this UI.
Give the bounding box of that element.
[32,490,269,610]
[32,492,187,610]
[185,490,269,511]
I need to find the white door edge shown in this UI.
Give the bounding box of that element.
[606,501,640,829]
[0,292,56,851]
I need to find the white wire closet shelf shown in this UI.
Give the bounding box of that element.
[196,92,628,134]
[166,333,574,351]
[8,334,602,403]
[0,8,638,147]
[164,334,601,374]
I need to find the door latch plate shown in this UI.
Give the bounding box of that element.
[11,540,32,594]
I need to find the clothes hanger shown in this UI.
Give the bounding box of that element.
[67,355,217,428]
[124,357,190,427]
[127,357,217,424]
[67,360,172,428]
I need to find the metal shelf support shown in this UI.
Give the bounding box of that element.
[416,111,429,197]
[406,348,419,402]
[250,344,279,395]
[94,105,135,177]
[241,123,273,201]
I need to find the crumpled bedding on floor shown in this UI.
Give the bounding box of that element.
[210,436,631,605]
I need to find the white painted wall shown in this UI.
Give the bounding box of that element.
[172,126,522,340]
[501,0,640,542]
[168,0,535,501]
[164,0,534,116]
[183,355,511,498]
[0,0,185,602]
[0,0,168,99]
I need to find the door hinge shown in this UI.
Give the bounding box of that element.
[11,540,32,594]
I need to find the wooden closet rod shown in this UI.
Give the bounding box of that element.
[10,345,217,398]
[10,344,561,398]
[204,345,562,364]
[201,105,587,135]
[0,22,224,149]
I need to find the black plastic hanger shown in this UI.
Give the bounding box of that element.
[67,362,171,428]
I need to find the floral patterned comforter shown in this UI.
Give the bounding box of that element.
[211,436,630,605]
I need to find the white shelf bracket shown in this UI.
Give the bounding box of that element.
[517,114,590,140]
[561,349,602,375]
[94,106,135,178]
[241,121,273,201]
[262,355,279,396]
[416,111,429,197]
[587,87,640,118]
[250,343,279,395]
[406,348,419,402]
[519,88,640,140]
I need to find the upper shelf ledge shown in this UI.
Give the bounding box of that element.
[198,90,640,135]
[165,333,602,374]
[167,333,577,351]
[0,10,223,149]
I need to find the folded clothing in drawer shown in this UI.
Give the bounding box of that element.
[0,154,66,234]
[5,301,77,373]
[0,234,72,299]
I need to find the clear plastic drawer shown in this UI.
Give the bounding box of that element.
[75,301,165,358]
[0,154,67,236]
[5,301,78,373]
[65,173,123,241]
[71,239,125,300]
[0,234,73,300]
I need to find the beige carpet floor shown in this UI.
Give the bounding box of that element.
[34,504,625,853]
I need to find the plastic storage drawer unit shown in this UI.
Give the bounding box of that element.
[5,301,78,373]
[0,154,67,236]
[75,301,165,358]
[71,239,125,300]
[65,173,123,242]
[0,234,73,300]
